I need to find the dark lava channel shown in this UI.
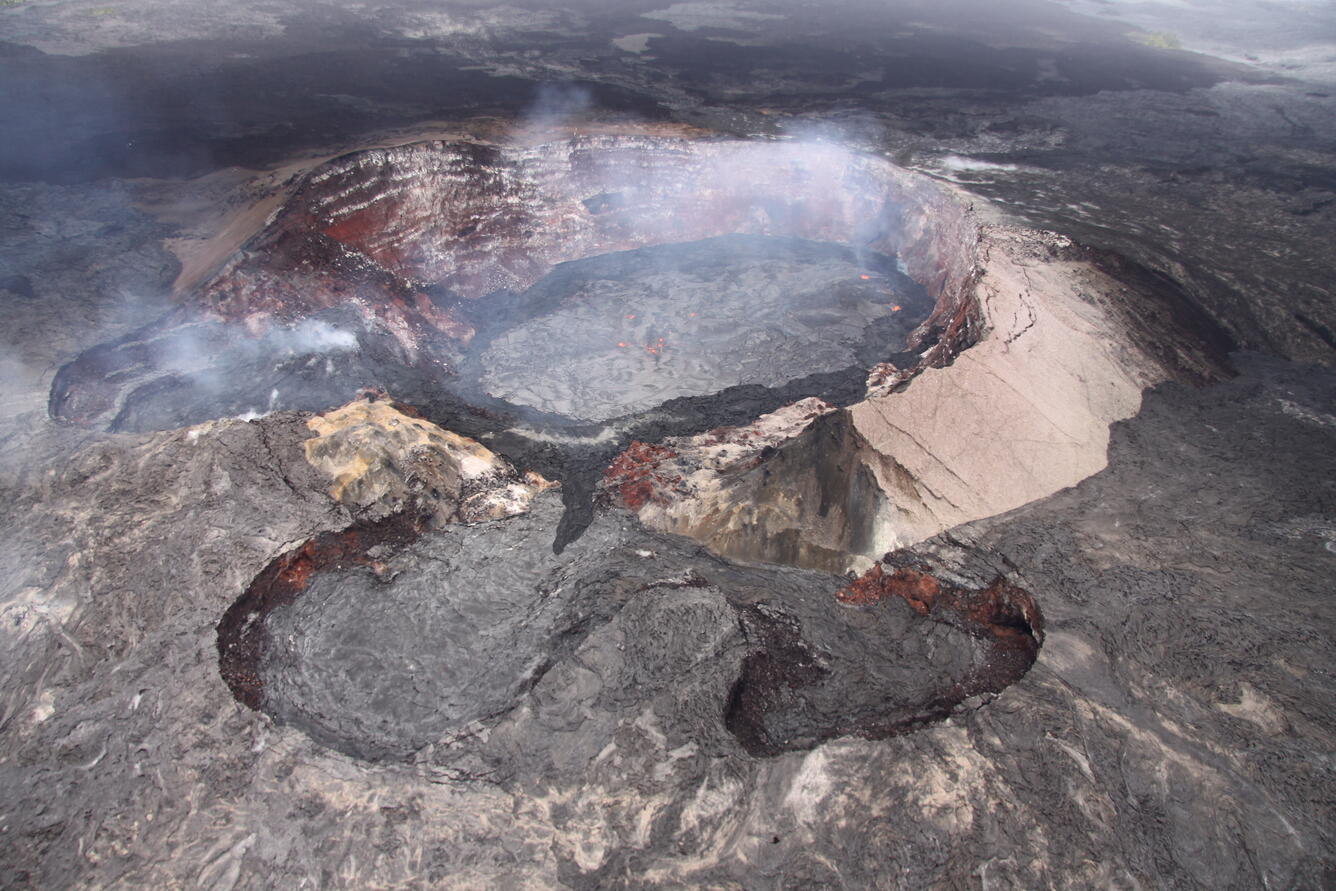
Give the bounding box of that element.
[218,492,1042,763]
[53,234,933,550]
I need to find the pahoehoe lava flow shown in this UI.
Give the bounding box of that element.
[218,492,1043,762]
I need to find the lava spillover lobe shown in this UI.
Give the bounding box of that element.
[231,490,1041,763]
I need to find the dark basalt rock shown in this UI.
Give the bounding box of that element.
[5,353,1331,889]
[729,562,1044,756]
[217,509,430,713]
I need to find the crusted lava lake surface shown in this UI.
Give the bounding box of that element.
[465,234,930,423]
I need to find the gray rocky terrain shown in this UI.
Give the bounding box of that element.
[0,1,1333,888]
[1,348,1329,889]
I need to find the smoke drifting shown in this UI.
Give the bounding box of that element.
[269,319,359,356]
[517,83,596,137]
[49,127,956,437]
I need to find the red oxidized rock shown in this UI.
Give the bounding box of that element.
[217,512,426,710]
[602,441,681,510]
[837,562,1042,644]
[835,564,942,612]
[835,560,1044,706]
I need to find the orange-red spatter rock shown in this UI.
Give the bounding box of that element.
[836,563,1043,645]
[835,564,942,612]
[602,441,683,510]
[836,561,1044,704]
[217,511,427,711]
[200,223,476,353]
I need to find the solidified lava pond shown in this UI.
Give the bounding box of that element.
[57,132,1044,763]
[221,494,1042,761]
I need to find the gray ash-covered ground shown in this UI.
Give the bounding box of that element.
[468,235,928,422]
[0,351,1329,889]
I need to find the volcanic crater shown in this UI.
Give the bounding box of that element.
[58,131,1226,764]
[49,135,980,433]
